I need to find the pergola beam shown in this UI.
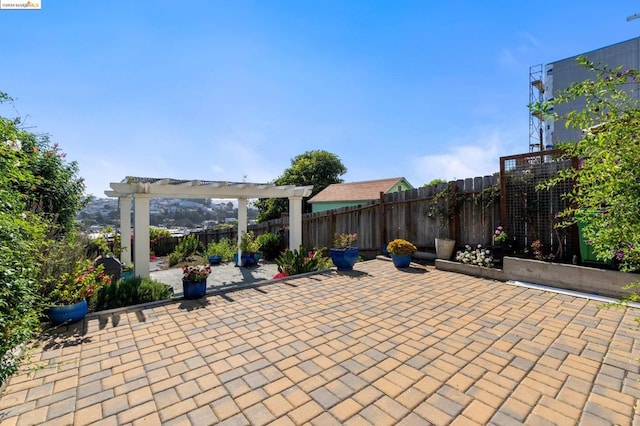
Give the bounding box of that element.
[109,180,312,199]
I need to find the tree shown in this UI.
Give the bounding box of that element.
[255,150,347,222]
[542,57,640,300]
[423,178,447,187]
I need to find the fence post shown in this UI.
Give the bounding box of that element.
[449,181,459,242]
[500,156,507,228]
[379,191,386,252]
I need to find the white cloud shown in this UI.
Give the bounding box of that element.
[206,132,287,183]
[520,32,541,48]
[410,129,521,185]
[498,32,543,69]
[499,48,517,67]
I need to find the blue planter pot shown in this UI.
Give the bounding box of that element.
[330,247,359,271]
[391,254,412,268]
[208,255,222,265]
[48,299,88,325]
[241,253,256,267]
[182,279,207,299]
[122,270,134,281]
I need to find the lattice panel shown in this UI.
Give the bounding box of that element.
[501,151,577,261]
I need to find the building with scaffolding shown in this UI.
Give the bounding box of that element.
[529,36,640,152]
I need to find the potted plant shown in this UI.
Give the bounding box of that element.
[48,259,112,324]
[122,263,135,281]
[239,231,260,267]
[386,239,417,268]
[206,242,222,265]
[329,233,359,271]
[435,237,456,260]
[492,225,511,264]
[182,264,211,299]
[426,186,458,259]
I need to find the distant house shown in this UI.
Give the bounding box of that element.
[308,177,413,213]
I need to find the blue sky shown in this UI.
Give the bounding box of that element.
[2,1,640,197]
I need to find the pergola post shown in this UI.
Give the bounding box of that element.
[237,198,248,261]
[119,196,132,266]
[289,196,303,250]
[133,196,150,278]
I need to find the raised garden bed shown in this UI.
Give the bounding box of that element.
[435,259,505,281]
[436,256,638,299]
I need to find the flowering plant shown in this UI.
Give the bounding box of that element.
[333,233,357,249]
[386,239,417,255]
[456,244,494,268]
[493,226,507,244]
[182,264,211,281]
[52,259,112,305]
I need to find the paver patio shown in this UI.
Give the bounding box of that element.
[1,258,639,425]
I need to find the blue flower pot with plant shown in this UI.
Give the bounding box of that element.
[330,233,359,271]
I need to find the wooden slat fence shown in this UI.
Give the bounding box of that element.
[188,155,575,261]
[265,175,502,258]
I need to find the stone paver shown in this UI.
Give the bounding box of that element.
[1,259,639,424]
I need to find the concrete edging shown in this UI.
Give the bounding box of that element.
[436,257,639,299]
[435,259,506,281]
[503,256,637,299]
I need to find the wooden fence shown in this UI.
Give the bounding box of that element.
[296,176,501,258]
[188,153,575,261]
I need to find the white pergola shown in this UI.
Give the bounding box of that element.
[105,176,313,278]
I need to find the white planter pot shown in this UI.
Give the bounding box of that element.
[435,238,456,260]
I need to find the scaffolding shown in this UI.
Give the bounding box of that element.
[529,64,545,152]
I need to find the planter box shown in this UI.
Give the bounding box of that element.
[436,256,639,299]
[503,257,637,299]
[435,259,506,281]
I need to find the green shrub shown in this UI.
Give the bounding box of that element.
[167,234,202,266]
[150,226,171,240]
[90,276,173,311]
[87,235,110,258]
[0,211,47,385]
[275,246,326,276]
[313,248,333,270]
[257,232,282,260]
[150,227,173,256]
[0,92,85,386]
[176,234,201,257]
[37,232,94,303]
[0,132,45,384]
[167,251,182,267]
[240,231,259,253]
[206,238,237,262]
